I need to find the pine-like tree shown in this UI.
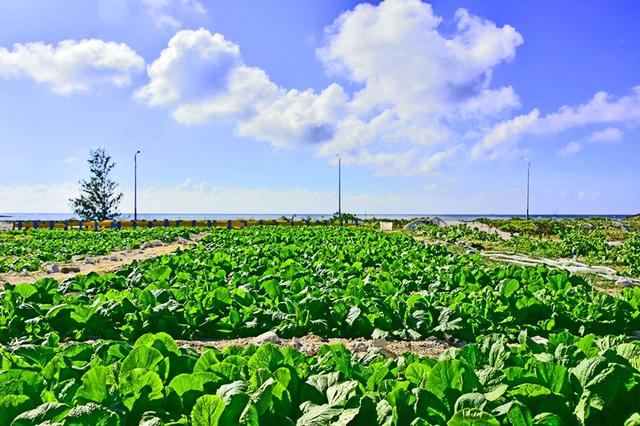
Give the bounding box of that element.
[70,148,123,221]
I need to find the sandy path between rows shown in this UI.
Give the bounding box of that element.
[0,232,209,286]
[177,334,457,358]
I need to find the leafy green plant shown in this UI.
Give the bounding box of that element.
[2,227,639,344]
[0,227,203,273]
[2,331,640,425]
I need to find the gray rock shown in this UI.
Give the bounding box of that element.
[302,343,318,355]
[141,239,164,249]
[350,341,370,352]
[85,257,96,265]
[466,249,477,255]
[61,266,81,273]
[616,277,635,287]
[110,255,120,261]
[176,237,191,244]
[291,337,303,350]
[371,339,387,348]
[251,331,281,345]
[50,263,60,273]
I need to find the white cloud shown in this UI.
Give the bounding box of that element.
[134,29,243,106]
[1,180,630,215]
[135,29,347,149]
[237,84,348,148]
[554,127,623,157]
[136,0,525,175]
[473,86,640,159]
[537,87,640,133]
[141,0,207,30]
[557,141,582,156]
[471,109,539,160]
[317,1,522,119]
[459,86,521,120]
[0,182,78,212]
[0,39,144,94]
[587,127,623,144]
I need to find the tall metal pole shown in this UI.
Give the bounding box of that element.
[526,159,530,220]
[522,156,530,220]
[134,150,140,221]
[338,154,342,227]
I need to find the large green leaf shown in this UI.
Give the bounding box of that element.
[447,408,500,426]
[426,360,479,398]
[10,402,70,426]
[191,394,227,426]
[134,332,181,356]
[118,369,164,411]
[119,346,165,381]
[63,402,119,426]
[75,366,116,404]
[0,395,31,426]
[326,381,359,406]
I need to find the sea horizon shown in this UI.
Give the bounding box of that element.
[0,212,635,222]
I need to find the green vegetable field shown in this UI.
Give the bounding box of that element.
[1,226,640,425]
[0,227,204,273]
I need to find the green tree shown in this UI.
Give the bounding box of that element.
[69,148,123,221]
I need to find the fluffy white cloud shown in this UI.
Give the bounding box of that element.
[473,86,640,158]
[135,28,346,148]
[471,109,539,160]
[0,39,144,94]
[472,86,640,159]
[587,127,623,144]
[134,29,242,106]
[237,84,348,148]
[557,141,582,156]
[555,127,623,157]
[137,0,525,175]
[537,87,640,134]
[318,2,522,118]
[141,0,206,30]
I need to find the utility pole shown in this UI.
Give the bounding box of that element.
[338,154,342,227]
[134,150,141,221]
[522,156,530,220]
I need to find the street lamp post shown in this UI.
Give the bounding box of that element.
[338,154,342,227]
[134,150,141,221]
[522,156,530,220]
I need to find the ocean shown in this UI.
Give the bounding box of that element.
[0,213,632,221]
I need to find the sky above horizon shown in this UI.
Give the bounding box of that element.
[0,0,639,215]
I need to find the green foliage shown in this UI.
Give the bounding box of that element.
[474,217,640,277]
[2,227,639,344]
[619,234,640,277]
[1,332,640,425]
[0,227,203,272]
[415,224,501,243]
[69,148,123,221]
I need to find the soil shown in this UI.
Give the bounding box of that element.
[176,334,456,358]
[0,232,210,286]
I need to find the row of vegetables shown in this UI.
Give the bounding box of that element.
[2,331,640,425]
[0,228,204,273]
[2,226,640,424]
[2,227,640,345]
[414,220,640,278]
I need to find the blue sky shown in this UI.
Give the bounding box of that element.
[0,0,638,214]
